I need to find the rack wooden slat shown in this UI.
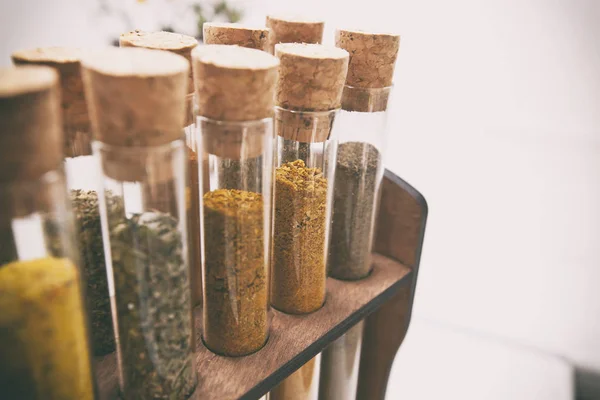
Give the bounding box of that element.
[95,254,411,400]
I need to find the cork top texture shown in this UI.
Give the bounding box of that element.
[266,14,325,54]
[335,29,400,111]
[12,47,92,155]
[273,43,348,143]
[203,22,269,52]
[192,44,279,159]
[335,29,400,88]
[81,47,189,147]
[275,43,349,111]
[0,66,62,182]
[120,30,198,92]
[192,44,279,121]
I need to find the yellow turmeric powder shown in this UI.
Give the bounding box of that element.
[0,257,94,400]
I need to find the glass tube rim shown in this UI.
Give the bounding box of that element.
[196,115,272,128]
[343,84,393,93]
[274,106,340,117]
[92,138,186,155]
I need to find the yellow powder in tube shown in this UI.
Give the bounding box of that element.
[0,257,94,400]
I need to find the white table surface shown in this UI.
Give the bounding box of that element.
[386,318,574,400]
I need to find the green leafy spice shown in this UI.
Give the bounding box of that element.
[271,160,328,314]
[110,211,196,399]
[203,188,268,356]
[329,142,382,280]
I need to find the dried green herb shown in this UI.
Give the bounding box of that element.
[329,142,382,280]
[70,189,121,356]
[110,211,196,399]
[203,188,268,356]
[271,159,328,314]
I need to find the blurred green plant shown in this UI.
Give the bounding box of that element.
[99,0,243,45]
[193,1,242,40]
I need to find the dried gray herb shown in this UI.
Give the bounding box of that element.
[217,157,262,193]
[41,189,121,356]
[110,211,196,399]
[329,142,382,280]
[70,189,121,356]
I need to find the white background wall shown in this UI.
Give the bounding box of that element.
[1,0,599,395]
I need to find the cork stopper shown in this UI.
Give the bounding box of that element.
[120,30,198,93]
[11,47,91,157]
[266,15,324,54]
[335,29,400,88]
[192,45,278,159]
[274,44,348,143]
[0,66,62,183]
[335,29,400,112]
[275,43,348,111]
[203,22,269,51]
[81,47,189,182]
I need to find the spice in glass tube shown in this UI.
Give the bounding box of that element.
[71,189,122,355]
[270,357,317,400]
[0,257,94,400]
[271,159,328,314]
[329,142,382,280]
[318,321,363,399]
[110,211,196,399]
[203,188,268,356]
[187,144,203,306]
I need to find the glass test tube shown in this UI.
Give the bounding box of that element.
[318,321,364,400]
[200,117,274,356]
[328,86,391,280]
[320,28,400,400]
[0,66,94,400]
[83,48,197,399]
[12,46,116,356]
[270,43,348,315]
[269,355,322,400]
[192,44,279,357]
[119,29,204,308]
[271,107,339,314]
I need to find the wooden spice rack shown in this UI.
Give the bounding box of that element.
[95,170,427,400]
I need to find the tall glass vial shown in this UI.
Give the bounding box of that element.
[12,46,116,356]
[270,43,349,315]
[329,29,400,281]
[318,321,363,400]
[192,45,279,356]
[119,30,205,307]
[318,29,400,400]
[0,66,95,399]
[82,48,197,399]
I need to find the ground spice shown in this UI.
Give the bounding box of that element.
[271,159,328,314]
[329,142,382,280]
[270,357,317,400]
[0,257,94,400]
[187,145,203,307]
[110,211,196,399]
[70,189,122,356]
[203,188,268,356]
